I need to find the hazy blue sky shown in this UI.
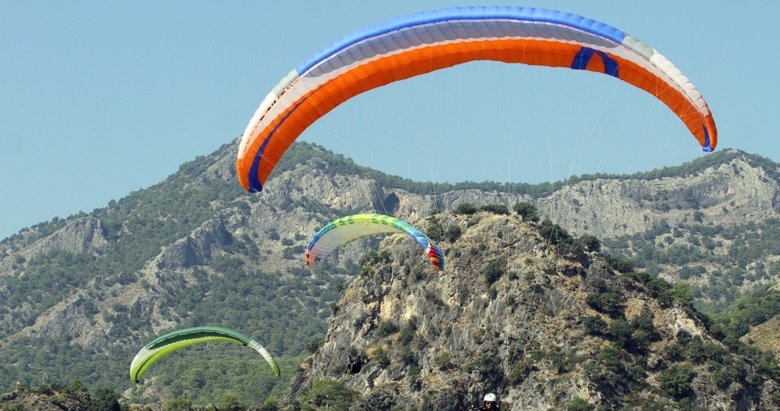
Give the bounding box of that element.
[2,1,778,239]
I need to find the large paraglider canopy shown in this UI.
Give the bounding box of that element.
[237,5,717,192]
[306,213,444,272]
[130,326,280,383]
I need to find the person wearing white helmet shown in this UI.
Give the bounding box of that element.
[479,393,498,410]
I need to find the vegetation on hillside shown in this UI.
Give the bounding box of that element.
[0,142,777,408]
[604,218,780,312]
[289,206,779,410]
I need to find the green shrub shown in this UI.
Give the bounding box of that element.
[473,352,504,386]
[163,397,194,411]
[586,291,623,315]
[513,201,539,222]
[375,320,399,337]
[259,396,279,411]
[538,219,572,245]
[372,346,390,368]
[455,202,478,215]
[576,235,601,253]
[631,308,660,351]
[480,204,509,215]
[659,363,695,398]
[306,336,324,354]
[663,341,685,362]
[607,319,634,349]
[434,352,453,370]
[605,254,635,273]
[672,283,694,308]
[566,396,596,411]
[398,321,416,347]
[301,379,357,410]
[583,315,608,336]
[89,388,121,411]
[444,225,462,242]
[399,347,416,365]
[711,360,746,388]
[483,257,507,285]
[360,250,391,275]
[506,358,536,385]
[426,216,444,241]
[646,278,673,307]
[585,346,628,394]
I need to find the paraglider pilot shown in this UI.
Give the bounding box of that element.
[479,393,498,410]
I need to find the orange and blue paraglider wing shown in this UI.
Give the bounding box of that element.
[237,6,716,192]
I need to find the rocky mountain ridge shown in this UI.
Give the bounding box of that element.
[0,140,776,404]
[287,212,778,410]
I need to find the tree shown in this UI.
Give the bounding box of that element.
[538,219,572,245]
[575,235,600,253]
[586,291,623,315]
[89,388,121,411]
[163,397,194,411]
[673,283,694,308]
[646,278,673,307]
[513,201,539,222]
[455,202,478,215]
[607,319,633,349]
[583,315,608,336]
[301,379,357,410]
[566,397,596,411]
[605,254,634,273]
[659,363,695,398]
[480,204,509,215]
[426,215,444,241]
[483,257,507,285]
[444,225,462,242]
[259,397,280,411]
[307,336,324,354]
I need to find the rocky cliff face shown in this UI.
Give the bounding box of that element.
[0,140,777,399]
[0,216,108,277]
[287,212,778,410]
[537,157,780,239]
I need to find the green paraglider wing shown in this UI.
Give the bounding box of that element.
[130,326,280,383]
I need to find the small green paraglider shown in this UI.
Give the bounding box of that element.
[130,326,279,383]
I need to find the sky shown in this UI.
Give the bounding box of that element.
[1,1,778,239]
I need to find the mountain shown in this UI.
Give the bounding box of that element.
[287,211,778,410]
[0,382,120,411]
[0,139,777,407]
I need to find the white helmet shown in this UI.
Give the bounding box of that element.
[484,393,497,402]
